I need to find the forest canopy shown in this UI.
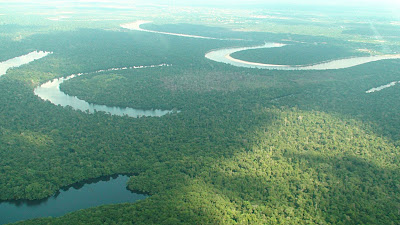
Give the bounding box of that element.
[1,2,400,225]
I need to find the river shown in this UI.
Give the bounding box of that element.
[120,20,243,41]
[121,21,400,70]
[0,175,147,225]
[205,43,400,70]
[34,64,174,117]
[0,51,52,77]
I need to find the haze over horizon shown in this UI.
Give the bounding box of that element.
[1,0,399,8]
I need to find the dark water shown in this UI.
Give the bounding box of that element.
[0,175,147,224]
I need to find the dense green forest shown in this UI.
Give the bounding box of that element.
[1,10,400,225]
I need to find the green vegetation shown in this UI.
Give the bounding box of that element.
[13,108,400,224]
[1,5,400,225]
[342,23,400,37]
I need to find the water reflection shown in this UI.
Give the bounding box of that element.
[0,175,147,225]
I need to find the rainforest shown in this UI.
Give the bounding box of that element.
[1,0,400,224]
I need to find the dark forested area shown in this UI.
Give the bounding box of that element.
[1,24,400,224]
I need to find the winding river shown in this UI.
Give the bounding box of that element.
[120,20,243,41]
[0,51,174,118]
[0,51,52,77]
[205,43,400,70]
[122,20,400,75]
[34,64,173,117]
[121,21,400,92]
[0,175,147,225]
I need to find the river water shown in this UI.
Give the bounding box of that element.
[0,52,173,117]
[34,64,173,117]
[0,175,147,225]
[0,51,52,77]
[205,43,400,70]
[120,20,243,41]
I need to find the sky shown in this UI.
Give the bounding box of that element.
[0,0,399,12]
[1,0,399,6]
